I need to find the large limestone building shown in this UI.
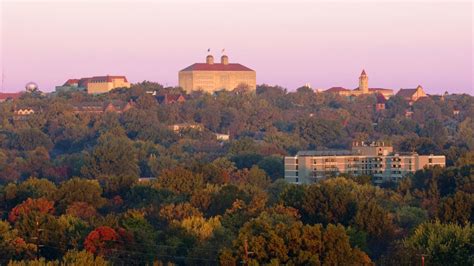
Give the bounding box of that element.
[56,75,130,94]
[179,55,256,93]
[325,70,394,99]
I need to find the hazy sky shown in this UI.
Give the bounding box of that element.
[1,0,473,94]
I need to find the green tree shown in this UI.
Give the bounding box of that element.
[395,206,428,234]
[0,220,36,263]
[81,130,139,179]
[55,178,106,212]
[438,191,474,224]
[120,210,157,264]
[13,129,53,151]
[61,249,108,266]
[157,167,204,195]
[404,221,473,265]
[257,156,284,181]
[4,178,57,208]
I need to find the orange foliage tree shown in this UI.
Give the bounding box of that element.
[84,226,132,257]
[8,198,54,223]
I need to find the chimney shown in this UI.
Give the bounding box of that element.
[221,55,229,65]
[206,55,214,64]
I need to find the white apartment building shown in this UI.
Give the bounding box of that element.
[285,141,445,184]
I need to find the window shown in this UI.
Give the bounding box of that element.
[429,158,433,163]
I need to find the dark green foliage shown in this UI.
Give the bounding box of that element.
[0,85,472,264]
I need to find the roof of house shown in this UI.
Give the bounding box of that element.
[67,76,128,87]
[375,93,387,104]
[353,87,393,92]
[369,88,393,92]
[0,92,23,100]
[156,94,185,104]
[325,87,349,92]
[297,150,355,156]
[72,100,133,112]
[180,63,254,72]
[78,78,92,87]
[89,76,129,83]
[14,107,37,113]
[63,79,80,86]
[396,88,418,97]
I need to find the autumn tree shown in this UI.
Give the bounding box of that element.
[8,198,55,223]
[4,178,57,208]
[84,226,123,257]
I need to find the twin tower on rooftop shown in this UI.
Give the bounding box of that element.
[206,54,229,65]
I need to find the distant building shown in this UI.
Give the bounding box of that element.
[57,75,130,94]
[284,141,445,184]
[325,70,394,99]
[169,123,204,133]
[404,109,414,118]
[14,108,36,116]
[12,107,38,121]
[215,133,230,141]
[55,79,85,93]
[138,177,157,183]
[0,92,23,102]
[156,94,186,105]
[72,100,134,114]
[375,93,387,111]
[396,85,427,104]
[179,54,256,94]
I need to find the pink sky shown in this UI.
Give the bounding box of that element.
[1,0,472,94]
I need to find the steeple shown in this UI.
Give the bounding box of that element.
[359,69,368,93]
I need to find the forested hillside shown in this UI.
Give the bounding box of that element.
[0,83,472,265]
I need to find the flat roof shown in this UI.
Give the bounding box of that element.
[297,150,355,156]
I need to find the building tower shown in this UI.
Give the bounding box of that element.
[221,55,229,65]
[206,55,214,64]
[359,69,368,94]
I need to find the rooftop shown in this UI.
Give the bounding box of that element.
[326,87,349,92]
[396,87,422,97]
[297,150,355,156]
[0,92,23,100]
[64,76,128,87]
[63,79,80,86]
[376,93,387,103]
[90,75,129,83]
[180,63,254,72]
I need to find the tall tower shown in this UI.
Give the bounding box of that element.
[359,69,368,93]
